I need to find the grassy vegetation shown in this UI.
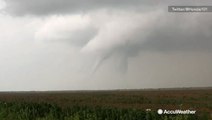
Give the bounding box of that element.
[0,89,211,120]
[0,101,201,120]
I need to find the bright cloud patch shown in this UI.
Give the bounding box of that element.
[35,15,96,46]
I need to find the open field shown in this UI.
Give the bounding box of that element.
[0,88,211,120]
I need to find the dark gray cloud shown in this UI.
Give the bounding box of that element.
[136,13,212,52]
[4,0,152,15]
[4,0,212,15]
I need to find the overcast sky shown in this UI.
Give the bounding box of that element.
[0,0,212,91]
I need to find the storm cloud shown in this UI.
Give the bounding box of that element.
[0,0,212,90]
[2,0,212,73]
[4,0,157,15]
[33,9,212,72]
[4,0,212,15]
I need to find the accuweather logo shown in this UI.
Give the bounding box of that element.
[157,109,196,115]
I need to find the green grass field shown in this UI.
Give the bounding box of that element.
[0,88,211,120]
